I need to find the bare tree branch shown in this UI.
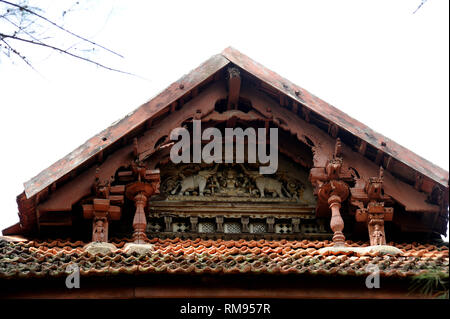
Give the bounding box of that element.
[2,14,45,45]
[0,32,138,76]
[0,37,36,71]
[0,1,150,80]
[413,0,428,14]
[0,0,123,58]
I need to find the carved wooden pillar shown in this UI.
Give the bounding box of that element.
[126,181,156,244]
[241,217,249,233]
[292,218,300,233]
[317,181,349,246]
[328,195,345,246]
[164,216,173,232]
[310,138,351,246]
[125,164,160,244]
[190,216,198,232]
[267,217,275,233]
[216,216,224,233]
[132,192,148,244]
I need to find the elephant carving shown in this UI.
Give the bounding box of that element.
[171,164,219,196]
[239,164,290,198]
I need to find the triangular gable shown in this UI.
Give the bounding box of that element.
[6,47,446,239]
[23,47,448,203]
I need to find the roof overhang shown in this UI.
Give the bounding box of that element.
[21,47,449,202]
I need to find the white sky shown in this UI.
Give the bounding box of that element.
[0,0,448,240]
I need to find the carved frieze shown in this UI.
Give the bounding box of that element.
[157,161,315,205]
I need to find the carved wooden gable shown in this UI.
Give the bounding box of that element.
[4,48,448,248]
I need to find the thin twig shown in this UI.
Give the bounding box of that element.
[2,15,45,45]
[0,37,36,71]
[0,32,139,77]
[0,0,124,58]
[413,0,428,14]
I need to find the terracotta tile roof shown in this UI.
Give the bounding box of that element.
[0,238,447,279]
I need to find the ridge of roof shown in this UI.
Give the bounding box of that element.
[22,47,448,200]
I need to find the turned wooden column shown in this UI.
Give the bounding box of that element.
[316,180,349,247]
[126,181,155,244]
[310,138,351,247]
[132,192,148,244]
[328,195,345,246]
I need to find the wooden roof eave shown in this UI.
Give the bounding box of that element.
[21,47,449,207]
[23,54,231,199]
[221,47,449,189]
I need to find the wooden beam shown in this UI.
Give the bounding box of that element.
[302,108,310,123]
[214,71,221,81]
[358,140,367,155]
[146,119,153,130]
[97,151,103,163]
[328,123,339,138]
[414,173,423,191]
[384,156,393,170]
[292,101,298,115]
[133,138,138,157]
[375,150,383,165]
[227,67,241,110]
[279,95,286,107]
[170,102,177,113]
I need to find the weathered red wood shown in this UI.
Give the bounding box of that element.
[329,195,345,246]
[222,46,448,187]
[6,49,447,238]
[24,54,230,199]
[227,67,241,110]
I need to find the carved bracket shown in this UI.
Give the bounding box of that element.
[83,169,124,242]
[351,167,394,246]
[83,198,122,243]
